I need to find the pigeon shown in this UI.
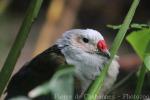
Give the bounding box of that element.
[5,29,119,100]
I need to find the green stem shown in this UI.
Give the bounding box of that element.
[134,42,150,100]
[134,64,146,100]
[0,0,43,97]
[85,0,140,100]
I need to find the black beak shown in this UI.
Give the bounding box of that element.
[96,49,111,59]
[103,50,111,59]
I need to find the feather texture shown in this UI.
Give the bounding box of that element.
[5,29,120,100]
[5,45,66,100]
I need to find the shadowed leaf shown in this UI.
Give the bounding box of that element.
[28,65,74,100]
[144,55,150,71]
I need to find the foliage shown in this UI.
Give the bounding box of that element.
[127,29,150,60]
[126,29,150,100]
[144,56,150,71]
[28,65,74,100]
[85,0,140,100]
[0,0,43,97]
[107,22,150,100]
[107,23,150,30]
[1,0,149,100]
[9,96,30,100]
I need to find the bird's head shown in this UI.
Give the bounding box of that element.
[56,29,110,59]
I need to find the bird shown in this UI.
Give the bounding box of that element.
[5,29,119,100]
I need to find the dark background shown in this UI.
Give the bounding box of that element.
[0,0,149,81]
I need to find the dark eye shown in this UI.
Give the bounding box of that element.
[82,38,89,43]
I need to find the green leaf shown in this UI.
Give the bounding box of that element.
[126,29,150,59]
[107,23,150,30]
[127,29,150,100]
[107,24,121,30]
[144,55,150,71]
[133,41,150,100]
[28,65,74,100]
[131,23,150,29]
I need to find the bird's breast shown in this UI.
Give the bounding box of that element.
[62,49,107,81]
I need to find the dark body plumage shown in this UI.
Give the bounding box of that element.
[5,45,66,100]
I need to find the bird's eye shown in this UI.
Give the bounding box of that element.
[82,38,89,43]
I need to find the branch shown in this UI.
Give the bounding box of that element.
[0,0,43,96]
[85,0,140,100]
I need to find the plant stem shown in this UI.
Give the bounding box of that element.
[85,0,140,100]
[134,64,146,100]
[0,0,43,97]
[134,41,150,100]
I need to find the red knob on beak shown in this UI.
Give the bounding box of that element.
[97,40,110,58]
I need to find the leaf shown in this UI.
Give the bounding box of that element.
[9,96,30,100]
[131,23,150,29]
[107,24,121,30]
[28,65,74,100]
[127,29,150,99]
[126,29,150,60]
[144,55,150,71]
[107,23,150,30]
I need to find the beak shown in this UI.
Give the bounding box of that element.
[96,49,111,59]
[97,40,111,58]
[103,49,111,59]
